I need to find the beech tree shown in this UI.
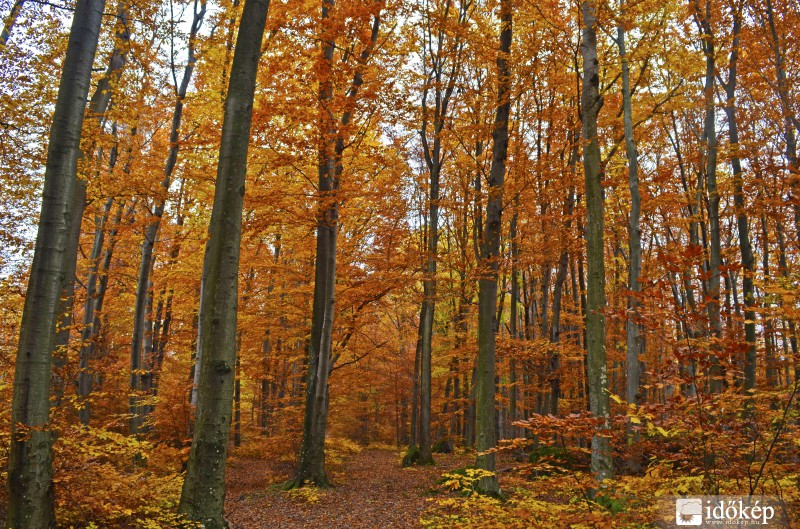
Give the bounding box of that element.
[178,0,270,526]
[580,0,613,483]
[6,0,106,526]
[475,0,511,497]
[292,0,382,487]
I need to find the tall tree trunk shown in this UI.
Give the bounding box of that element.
[6,1,106,526]
[178,2,269,526]
[294,1,381,487]
[774,220,799,379]
[77,195,114,424]
[721,5,755,390]
[549,187,575,417]
[410,337,421,447]
[580,0,613,483]
[52,0,131,403]
[509,207,519,437]
[694,0,724,392]
[475,0,511,496]
[413,0,469,462]
[618,0,642,470]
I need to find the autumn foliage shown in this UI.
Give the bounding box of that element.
[0,0,799,526]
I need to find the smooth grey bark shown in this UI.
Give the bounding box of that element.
[617,4,642,406]
[580,0,613,483]
[189,0,242,408]
[177,1,268,526]
[463,133,484,450]
[720,6,756,391]
[293,1,381,487]
[6,0,106,527]
[475,0,511,497]
[132,1,206,434]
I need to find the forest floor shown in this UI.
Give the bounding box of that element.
[225,445,469,528]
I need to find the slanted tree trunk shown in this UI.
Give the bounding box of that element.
[6,1,106,526]
[580,0,613,484]
[293,1,381,487]
[0,0,24,48]
[475,0,511,496]
[53,0,131,404]
[178,2,269,526]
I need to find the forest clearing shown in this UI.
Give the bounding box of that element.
[0,0,799,526]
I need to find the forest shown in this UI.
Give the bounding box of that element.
[0,0,798,527]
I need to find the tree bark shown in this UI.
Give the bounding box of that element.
[549,186,575,417]
[178,1,269,526]
[617,0,643,470]
[475,0,511,496]
[580,0,613,483]
[0,0,24,48]
[694,0,724,393]
[293,1,381,487]
[721,5,755,391]
[764,0,800,244]
[52,0,131,405]
[414,0,469,464]
[6,0,106,526]
[77,195,114,424]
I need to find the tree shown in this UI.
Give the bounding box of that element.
[292,0,382,488]
[693,0,724,394]
[131,0,206,434]
[6,0,106,526]
[178,1,270,526]
[617,0,642,466]
[475,0,511,497]
[0,0,24,48]
[409,0,471,467]
[719,0,756,390]
[580,0,613,484]
[75,0,132,425]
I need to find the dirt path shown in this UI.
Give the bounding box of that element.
[225,449,465,529]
